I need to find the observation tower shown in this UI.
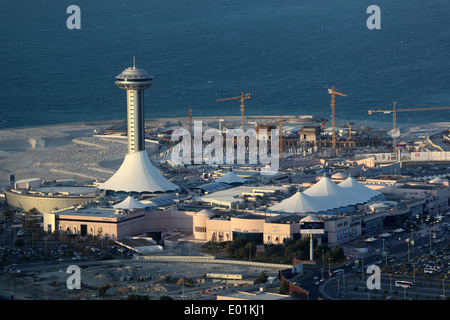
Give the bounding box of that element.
[98,60,179,194]
[115,60,153,153]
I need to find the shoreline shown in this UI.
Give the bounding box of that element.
[0,115,393,131]
[1,116,447,133]
[0,117,448,186]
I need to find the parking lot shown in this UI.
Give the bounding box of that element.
[0,213,133,273]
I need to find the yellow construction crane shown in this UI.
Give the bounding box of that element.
[216,91,250,130]
[328,86,347,148]
[369,102,450,152]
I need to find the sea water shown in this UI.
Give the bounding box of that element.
[0,0,449,129]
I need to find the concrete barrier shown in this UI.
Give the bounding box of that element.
[133,255,292,269]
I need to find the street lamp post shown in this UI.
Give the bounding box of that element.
[407,242,410,262]
[361,259,364,279]
[322,249,325,270]
[328,257,331,279]
[337,279,340,296]
[343,271,345,295]
[390,274,392,296]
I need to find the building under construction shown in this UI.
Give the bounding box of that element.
[280,124,384,154]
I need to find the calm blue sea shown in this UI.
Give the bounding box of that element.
[0,0,450,129]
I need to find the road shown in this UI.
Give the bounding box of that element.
[324,272,447,300]
[295,214,450,300]
[319,233,449,300]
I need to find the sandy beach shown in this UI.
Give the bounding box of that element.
[0,121,124,185]
[0,115,329,186]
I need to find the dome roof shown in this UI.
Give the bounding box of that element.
[115,66,153,90]
[196,209,215,218]
[300,215,321,222]
[115,67,153,81]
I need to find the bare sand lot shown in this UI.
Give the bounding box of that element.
[0,259,280,300]
[0,121,133,185]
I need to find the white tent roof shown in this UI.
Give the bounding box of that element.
[98,150,180,193]
[300,215,321,222]
[214,170,246,185]
[429,177,446,184]
[331,172,348,179]
[379,232,392,237]
[268,189,324,214]
[303,175,370,207]
[112,196,147,209]
[338,175,382,199]
[269,175,382,215]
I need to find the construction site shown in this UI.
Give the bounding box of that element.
[128,87,450,168]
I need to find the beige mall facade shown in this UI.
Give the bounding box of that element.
[196,213,301,244]
[44,208,195,240]
[44,208,304,245]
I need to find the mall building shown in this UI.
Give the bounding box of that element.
[41,174,449,247]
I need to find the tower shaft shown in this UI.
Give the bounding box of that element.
[126,89,146,154]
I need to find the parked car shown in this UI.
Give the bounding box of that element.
[17,230,28,237]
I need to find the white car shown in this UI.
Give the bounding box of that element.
[16,230,28,236]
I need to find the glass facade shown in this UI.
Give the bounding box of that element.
[232,231,263,244]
